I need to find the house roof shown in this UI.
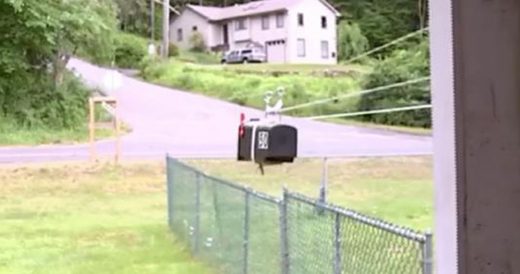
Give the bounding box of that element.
[186,0,340,21]
[186,5,223,20]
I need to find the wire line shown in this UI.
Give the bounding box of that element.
[280,77,430,113]
[345,27,429,64]
[305,104,432,120]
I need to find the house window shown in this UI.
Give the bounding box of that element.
[321,41,329,59]
[297,39,306,57]
[177,28,183,41]
[235,18,247,30]
[192,25,198,31]
[297,13,304,26]
[321,16,327,29]
[276,13,284,28]
[262,15,270,30]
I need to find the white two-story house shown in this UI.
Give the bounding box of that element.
[170,0,340,64]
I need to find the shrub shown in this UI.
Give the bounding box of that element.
[114,32,148,68]
[338,21,370,61]
[189,32,206,52]
[357,39,431,127]
[168,43,179,57]
[0,71,89,129]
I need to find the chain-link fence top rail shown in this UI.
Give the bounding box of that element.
[166,157,432,274]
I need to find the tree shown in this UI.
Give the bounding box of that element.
[335,0,424,49]
[113,0,162,39]
[0,0,118,127]
[2,0,117,85]
[337,21,369,61]
[357,38,431,127]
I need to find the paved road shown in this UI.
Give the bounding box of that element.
[0,59,432,163]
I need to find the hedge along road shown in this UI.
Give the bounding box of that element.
[0,59,432,163]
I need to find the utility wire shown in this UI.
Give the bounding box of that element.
[280,77,430,113]
[306,104,432,120]
[345,27,429,64]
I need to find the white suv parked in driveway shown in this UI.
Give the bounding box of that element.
[221,48,266,64]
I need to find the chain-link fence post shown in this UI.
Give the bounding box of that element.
[194,172,201,253]
[166,155,174,230]
[319,157,328,204]
[243,191,250,274]
[280,187,290,274]
[422,232,433,274]
[334,212,341,274]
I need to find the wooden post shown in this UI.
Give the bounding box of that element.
[89,97,96,162]
[89,96,120,164]
[115,101,121,165]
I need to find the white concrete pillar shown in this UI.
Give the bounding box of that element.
[430,0,520,273]
[429,0,457,272]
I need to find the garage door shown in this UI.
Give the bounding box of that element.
[266,40,286,64]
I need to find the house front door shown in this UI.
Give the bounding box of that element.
[223,24,229,46]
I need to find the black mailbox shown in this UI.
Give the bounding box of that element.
[238,120,297,164]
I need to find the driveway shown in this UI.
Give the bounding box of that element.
[0,59,432,163]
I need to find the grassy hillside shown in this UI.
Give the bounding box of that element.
[141,59,364,117]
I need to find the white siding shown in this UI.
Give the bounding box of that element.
[169,9,215,50]
[287,0,338,64]
[228,17,252,46]
[249,13,288,45]
[226,13,288,50]
[209,24,223,46]
[170,0,337,64]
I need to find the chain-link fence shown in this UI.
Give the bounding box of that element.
[166,157,433,274]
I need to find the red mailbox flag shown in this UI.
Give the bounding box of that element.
[239,113,245,137]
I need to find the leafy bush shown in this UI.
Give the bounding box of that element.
[168,43,179,57]
[1,71,89,129]
[338,21,369,61]
[357,39,431,127]
[189,32,206,52]
[114,32,148,68]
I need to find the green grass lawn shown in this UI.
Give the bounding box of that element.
[172,51,370,76]
[187,157,433,231]
[0,126,114,146]
[0,158,432,273]
[175,50,222,65]
[206,63,370,76]
[171,157,433,274]
[0,162,213,274]
[141,60,361,115]
[141,55,432,134]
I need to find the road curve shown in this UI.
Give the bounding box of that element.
[0,59,432,163]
